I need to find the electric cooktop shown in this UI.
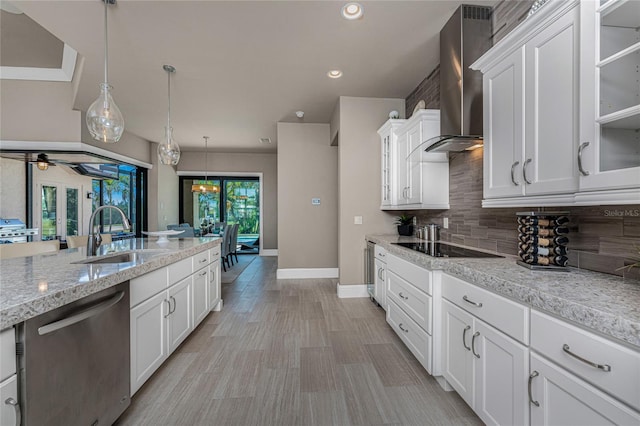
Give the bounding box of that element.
[393,242,504,258]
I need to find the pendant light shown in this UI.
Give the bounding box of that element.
[157,65,181,165]
[191,136,218,193]
[86,0,124,143]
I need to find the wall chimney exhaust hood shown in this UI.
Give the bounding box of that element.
[425,5,492,153]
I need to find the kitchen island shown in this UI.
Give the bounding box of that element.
[0,237,221,329]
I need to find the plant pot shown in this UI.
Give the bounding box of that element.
[397,224,413,236]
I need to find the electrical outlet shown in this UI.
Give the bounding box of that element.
[443,217,449,229]
[413,216,417,226]
[354,216,363,225]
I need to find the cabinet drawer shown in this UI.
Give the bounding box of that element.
[0,328,16,382]
[531,310,640,411]
[442,273,528,344]
[192,250,210,271]
[387,299,432,374]
[168,257,192,284]
[387,270,432,334]
[209,245,221,259]
[130,267,168,307]
[374,245,387,261]
[387,253,431,295]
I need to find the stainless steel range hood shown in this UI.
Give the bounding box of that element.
[425,5,492,153]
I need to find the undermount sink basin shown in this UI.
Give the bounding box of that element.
[72,250,168,265]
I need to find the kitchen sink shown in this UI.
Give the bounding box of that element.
[72,250,168,265]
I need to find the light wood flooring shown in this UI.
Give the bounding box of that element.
[116,256,482,426]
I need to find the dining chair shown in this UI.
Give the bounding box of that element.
[229,223,239,264]
[0,240,60,259]
[66,234,113,248]
[220,224,231,272]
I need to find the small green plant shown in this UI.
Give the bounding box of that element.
[394,214,414,226]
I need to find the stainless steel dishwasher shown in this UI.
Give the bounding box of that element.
[16,282,130,426]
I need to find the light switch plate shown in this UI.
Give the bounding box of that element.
[443,217,449,229]
[354,216,363,225]
[311,198,321,205]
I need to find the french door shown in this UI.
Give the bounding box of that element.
[35,183,81,241]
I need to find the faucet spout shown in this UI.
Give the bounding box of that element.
[87,205,131,256]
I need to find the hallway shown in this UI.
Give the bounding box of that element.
[117,256,481,425]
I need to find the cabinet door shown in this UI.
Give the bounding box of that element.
[524,6,579,196]
[168,277,193,353]
[209,260,221,311]
[192,268,209,327]
[473,319,529,426]
[442,300,474,407]
[381,132,392,207]
[395,133,409,204]
[374,258,386,310]
[530,353,640,426]
[483,47,525,199]
[406,122,423,205]
[130,291,168,395]
[0,374,19,426]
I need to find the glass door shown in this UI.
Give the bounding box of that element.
[224,179,259,253]
[39,184,80,241]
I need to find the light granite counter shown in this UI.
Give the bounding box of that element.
[0,237,221,329]
[367,234,640,349]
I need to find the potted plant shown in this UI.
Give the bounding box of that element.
[395,214,415,236]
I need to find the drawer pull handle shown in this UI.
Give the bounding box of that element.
[562,344,611,372]
[164,299,172,318]
[471,332,480,358]
[528,371,540,407]
[399,292,408,300]
[398,323,409,333]
[462,295,483,308]
[199,271,207,277]
[4,397,21,426]
[170,296,177,314]
[200,258,208,263]
[462,325,471,351]
[523,158,533,184]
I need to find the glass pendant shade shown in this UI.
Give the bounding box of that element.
[86,83,124,143]
[157,126,181,166]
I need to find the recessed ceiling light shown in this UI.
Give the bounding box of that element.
[341,2,363,20]
[327,70,343,79]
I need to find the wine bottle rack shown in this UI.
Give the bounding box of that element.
[516,211,570,271]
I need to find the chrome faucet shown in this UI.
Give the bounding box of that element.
[87,205,131,256]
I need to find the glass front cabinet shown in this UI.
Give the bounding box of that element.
[578,0,640,202]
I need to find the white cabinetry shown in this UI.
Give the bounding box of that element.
[130,246,222,395]
[441,274,529,426]
[474,0,640,206]
[0,328,19,426]
[577,0,640,202]
[377,110,449,210]
[385,253,435,373]
[373,245,387,309]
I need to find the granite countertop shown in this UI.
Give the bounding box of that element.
[367,234,640,349]
[0,237,221,329]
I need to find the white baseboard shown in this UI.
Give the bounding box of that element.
[276,268,339,279]
[336,283,369,298]
[260,249,278,256]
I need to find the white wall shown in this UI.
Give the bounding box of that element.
[0,158,26,221]
[277,122,337,269]
[338,96,406,285]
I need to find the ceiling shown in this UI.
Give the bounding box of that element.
[7,0,497,153]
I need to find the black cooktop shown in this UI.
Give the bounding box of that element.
[393,242,504,258]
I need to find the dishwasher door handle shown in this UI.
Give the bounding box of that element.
[38,291,125,335]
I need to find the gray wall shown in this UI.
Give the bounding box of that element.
[0,158,26,221]
[338,96,406,285]
[277,122,337,269]
[177,151,278,250]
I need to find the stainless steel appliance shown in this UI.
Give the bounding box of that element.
[17,282,130,426]
[0,219,38,244]
[394,241,503,258]
[365,240,375,300]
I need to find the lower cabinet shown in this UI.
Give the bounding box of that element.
[442,299,529,426]
[0,374,18,426]
[209,259,221,312]
[529,353,640,425]
[374,257,387,309]
[167,277,193,353]
[192,267,209,327]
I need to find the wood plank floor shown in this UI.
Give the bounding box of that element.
[116,256,482,426]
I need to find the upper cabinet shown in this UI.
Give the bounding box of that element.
[377,110,449,210]
[472,0,640,207]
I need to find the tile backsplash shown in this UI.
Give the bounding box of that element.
[410,149,640,279]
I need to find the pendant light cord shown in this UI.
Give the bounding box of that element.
[167,69,171,129]
[204,136,209,182]
[103,0,108,84]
